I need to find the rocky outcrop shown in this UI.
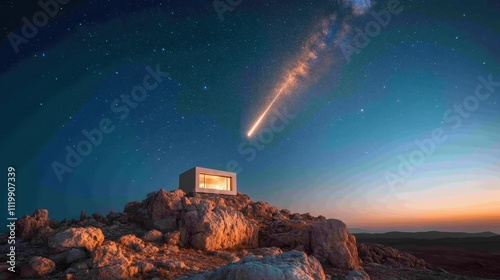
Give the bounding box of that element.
[7,189,433,280]
[357,243,430,270]
[194,251,325,280]
[49,227,104,253]
[147,189,184,231]
[261,218,361,270]
[91,241,131,269]
[309,219,361,270]
[16,209,51,241]
[21,256,56,278]
[181,206,259,250]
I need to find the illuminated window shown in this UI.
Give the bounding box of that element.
[199,173,231,191]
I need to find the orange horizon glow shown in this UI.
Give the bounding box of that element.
[279,183,500,233]
[302,208,500,233]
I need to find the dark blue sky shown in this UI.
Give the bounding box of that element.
[1,0,499,232]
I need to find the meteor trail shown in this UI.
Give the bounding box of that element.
[245,16,337,138]
[247,78,292,137]
[245,1,372,138]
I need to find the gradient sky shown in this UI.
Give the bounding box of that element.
[1,0,499,233]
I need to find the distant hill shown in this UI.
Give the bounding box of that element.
[349,228,375,234]
[355,235,500,253]
[354,231,499,240]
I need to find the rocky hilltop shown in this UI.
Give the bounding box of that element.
[1,189,449,280]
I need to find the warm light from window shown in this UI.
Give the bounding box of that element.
[199,173,231,191]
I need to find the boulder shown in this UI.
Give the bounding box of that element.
[66,248,88,264]
[91,241,131,269]
[143,229,163,242]
[17,209,50,240]
[153,218,178,231]
[261,219,361,270]
[146,189,184,230]
[181,206,259,251]
[309,219,361,270]
[197,251,325,280]
[260,220,310,249]
[119,234,145,252]
[123,201,148,227]
[49,227,104,253]
[21,256,56,278]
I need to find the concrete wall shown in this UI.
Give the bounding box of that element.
[179,167,196,193]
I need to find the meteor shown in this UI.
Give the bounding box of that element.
[246,17,336,138]
[246,1,372,138]
[247,77,292,137]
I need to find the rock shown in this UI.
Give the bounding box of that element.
[49,250,71,264]
[147,189,184,230]
[66,248,88,264]
[143,229,163,242]
[290,213,302,220]
[294,245,306,252]
[107,210,121,220]
[17,209,50,240]
[161,260,187,269]
[71,261,89,270]
[21,256,56,278]
[357,243,429,270]
[280,209,291,216]
[49,227,104,253]
[143,244,160,254]
[92,212,104,221]
[198,251,325,280]
[123,201,148,227]
[80,210,87,220]
[89,264,130,279]
[119,234,145,251]
[260,220,310,249]
[211,250,240,263]
[164,244,180,254]
[309,219,361,270]
[91,241,131,269]
[251,201,272,218]
[130,261,156,274]
[345,270,370,280]
[247,247,283,257]
[181,206,259,251]
[261,219,361,270]
[153,218,178,231]
[165,230,181,246]
[30,226,53,245]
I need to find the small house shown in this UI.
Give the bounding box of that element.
[179,166,237,195]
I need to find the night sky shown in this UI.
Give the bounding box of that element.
[1,0,499,233]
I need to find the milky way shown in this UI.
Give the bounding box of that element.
[246,0,372,137]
